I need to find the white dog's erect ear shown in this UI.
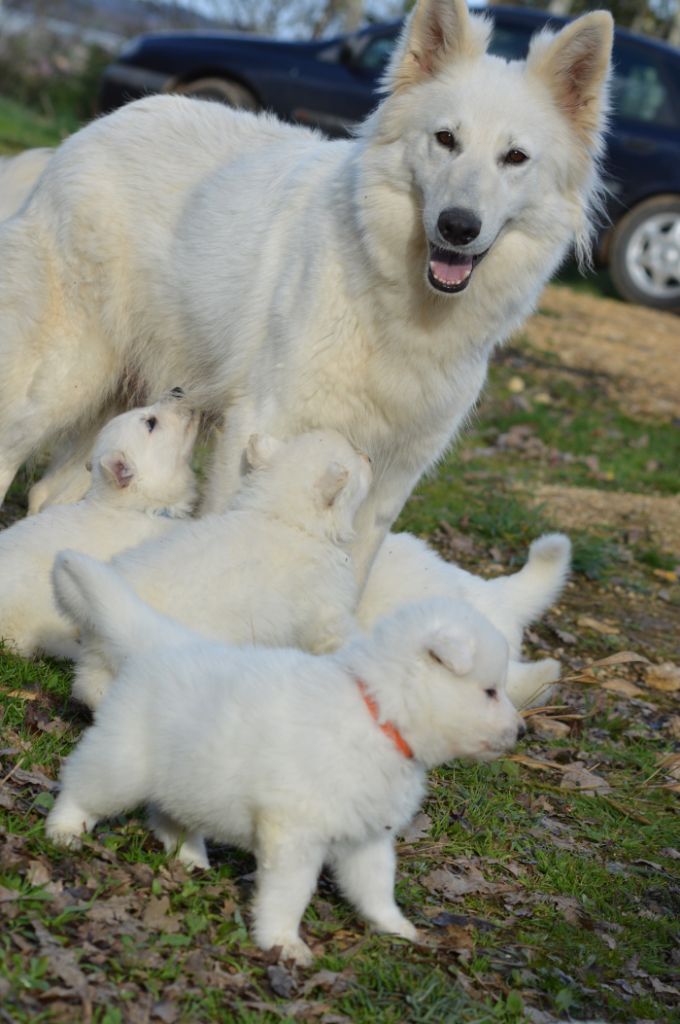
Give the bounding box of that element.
[428,628,476,676]
[317,461,349,507]
[385,0,490,93]
[245,433,283,470]
[99,451,135,489]
[527,11,613,144]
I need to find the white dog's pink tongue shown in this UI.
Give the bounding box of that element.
[430,255,473,286]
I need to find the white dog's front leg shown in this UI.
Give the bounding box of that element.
[252,825,325,966]
[331,835,417,941]
[351,470,420,591]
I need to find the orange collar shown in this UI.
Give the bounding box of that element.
[356,679,413,760]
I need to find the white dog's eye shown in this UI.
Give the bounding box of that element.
[504,149,529,166]
[485,688,498,700]
[146,416,158,433]
[428,648,444,666]
[435,130,457,151]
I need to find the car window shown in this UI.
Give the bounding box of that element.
[488,24,533,61]
[356,34,398,73]
[611,45,677,128]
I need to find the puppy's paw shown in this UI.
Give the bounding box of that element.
[265,936,314,967]
[374,912,418,942]
[177,842,210,872]
[46,802,93,847]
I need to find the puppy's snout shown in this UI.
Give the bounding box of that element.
[437,207,481,247]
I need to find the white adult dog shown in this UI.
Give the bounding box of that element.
[72,429,372,709]
[47,549,523,965]
[360,532,572,709]
[0,398,197,659]
[0,0,612,580]
[0,148,51,221]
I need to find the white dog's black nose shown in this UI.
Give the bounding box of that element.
[438,207,482,247]
[517,719,527,740]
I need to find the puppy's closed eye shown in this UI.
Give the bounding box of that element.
[485,688,498,700]
[428,648,444,666]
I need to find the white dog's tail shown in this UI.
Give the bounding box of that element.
[490,533,571,628]
[53,550,183,666]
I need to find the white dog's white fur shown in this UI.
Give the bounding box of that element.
[0,399,197,658]
[47,549,522,964]
[0,0,612,580]
[72,429,372,708]
[0,148,51,221]
[360,532,572,709]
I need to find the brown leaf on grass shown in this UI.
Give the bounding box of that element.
[267,963,298,999]
[577,615,619,635]
[142,894,182,933]
[301,969,354,998]
[422,860,515,899]
[84,895,134,925]
[645,662,680,692]
[528,715,571,740]
[0,885,20,902]
[26,859,52,887]
[601,678,646,698]
[560,762,611,795]
[11,766,57,790]
[151,1002,180,1023]
[33,922,92,1019]
[398,811,432,842]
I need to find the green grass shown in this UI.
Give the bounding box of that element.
[0,95,74,154]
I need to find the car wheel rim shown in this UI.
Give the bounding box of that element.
[625,211,680,301]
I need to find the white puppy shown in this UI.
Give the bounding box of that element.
[72,429,372,709]
[47,549,523,965]
[359,532,571,709]
[0,398,197,659]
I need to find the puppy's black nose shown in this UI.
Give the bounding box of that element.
[169,387,184,399]
[437,207,482,247]
[517,719,527,740]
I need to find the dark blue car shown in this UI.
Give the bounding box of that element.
[98,6,680,311]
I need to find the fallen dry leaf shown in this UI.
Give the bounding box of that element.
[528,715,571,740]
[422,860,514,899]
[601,679,646,699]
[560,762,611,795]
[577,615,619,635]
[142,895,182,934]
[645,662,680,692]
[398,811,432,843]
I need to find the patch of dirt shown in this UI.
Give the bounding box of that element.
[529,483,680,557]
[522,285,680,420]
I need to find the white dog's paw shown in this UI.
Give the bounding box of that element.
[177,838,210,872]
[374,912,418,942]
[45,801,93,847]
[263,935,314,967]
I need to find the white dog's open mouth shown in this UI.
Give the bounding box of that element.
[427,244,488,294]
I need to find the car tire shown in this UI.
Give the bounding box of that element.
[608,195,680,312]
[174,77,259,111]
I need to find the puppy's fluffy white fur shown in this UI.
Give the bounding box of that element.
[0,399,197,658]
[360,532,571,709]
[47,549,522,965]
[73,430,372,709]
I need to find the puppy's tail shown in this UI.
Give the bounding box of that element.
[52,550,179,666]
[492,533,571,629]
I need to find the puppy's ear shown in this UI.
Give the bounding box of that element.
[99,451,135,489]
[317,461,349,507]
[245,433,283,470]
[428,628,476,676]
